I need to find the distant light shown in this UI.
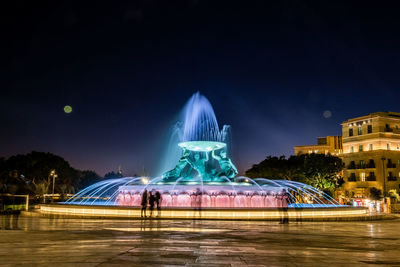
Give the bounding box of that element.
[141,177,149,184]
[64,105,72,114]
[323,110,332,118]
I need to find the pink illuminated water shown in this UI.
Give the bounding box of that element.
[116,191,288,208]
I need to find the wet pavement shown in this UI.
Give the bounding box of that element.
[1,216,400,266]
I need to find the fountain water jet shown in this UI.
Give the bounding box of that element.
[66,92,345,209]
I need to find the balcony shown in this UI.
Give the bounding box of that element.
[366,176,376,181]
[387,163,397,168]
[348,177,357,182]
[388,176,397,181]
[347,163,356,169]
[365,163,376,168]
[384,127,393,132]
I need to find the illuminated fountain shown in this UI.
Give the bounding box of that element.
[65,92,342,209]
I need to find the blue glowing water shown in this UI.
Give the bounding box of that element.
[158,92,231,175]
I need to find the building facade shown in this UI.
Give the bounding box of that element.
[340,112,400,199]
[294,136,342,156]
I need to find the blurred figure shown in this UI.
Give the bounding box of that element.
[149,191,156,217]
[279,189,289,224]
[141,189,148,218]
[155,191,162,217]
[195,188,202,218]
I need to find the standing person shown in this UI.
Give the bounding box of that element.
[279,189,289,224]
[149,191,156,217]
[141,189,148,218]
[155,191,162,217]
[195,188,202,217]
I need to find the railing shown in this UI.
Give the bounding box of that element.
[366,163,376,168]
[387,163,397,168]
[384,127,393,132]
[356,164,366,169]
[348,176,357,182]
[388,176,397,181]
[366,176,376,181]
[347,164,356,169]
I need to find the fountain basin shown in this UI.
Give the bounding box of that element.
[40,204,373,221]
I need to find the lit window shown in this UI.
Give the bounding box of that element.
[359,145,363,152]
[314,150,318,153]
[358,127,362,135]
[361,172,365,182]
[369,144,373,151]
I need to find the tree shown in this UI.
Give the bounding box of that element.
[0,151,101,195]
[78,170,102,190]
[370,187,382,201]
[104,171,123,179]
[245,156,303,180]
[301,153,344,194]
[245,153,344,194]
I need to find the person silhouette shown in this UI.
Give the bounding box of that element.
[141,189,148,218]
[155,191,162,217]
[149,191,156,217]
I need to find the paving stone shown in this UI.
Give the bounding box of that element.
[0,216,400,266]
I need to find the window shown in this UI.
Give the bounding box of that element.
[359,145,363,152]
[361,172,365,182]
[350,146,354,153]
[369,144,373,151]
[348,161,356,169]
[360,160,365,168]
[358,127,362,135]
[367,125,372,133]
[387,143,390,150]
[368,159,375,168]
[349,173,356,181]
[349,129,353,136]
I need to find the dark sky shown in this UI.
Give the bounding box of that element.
[3,1,400,176]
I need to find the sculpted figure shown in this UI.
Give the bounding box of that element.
[188,152,209,180]
[212,147,238,179]
[163,148,191,180]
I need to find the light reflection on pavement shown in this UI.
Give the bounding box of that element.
[0,216,400,266]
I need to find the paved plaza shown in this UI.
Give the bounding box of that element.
[1,216,400,266]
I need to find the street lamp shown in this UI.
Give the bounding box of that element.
[52,173,58,196]
[381,157,386,197]
[48,170,57,202]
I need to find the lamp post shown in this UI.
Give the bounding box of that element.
[48,170,55,194]
[48,170,57,202]
[381,157,386,197]
[52,174,58,196]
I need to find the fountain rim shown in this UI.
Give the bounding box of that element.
[178,141,226,152]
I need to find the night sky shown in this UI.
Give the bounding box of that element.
[3,1,400,176]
